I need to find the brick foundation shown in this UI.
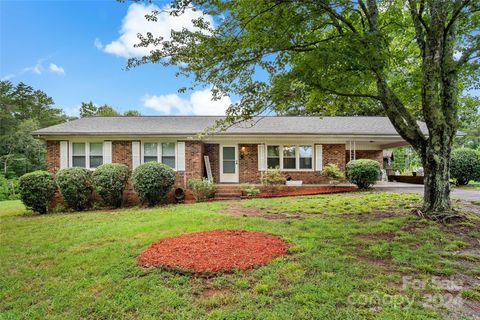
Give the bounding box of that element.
[239,144,261,183]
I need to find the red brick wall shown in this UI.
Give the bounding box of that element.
[239,144,261,183]
[345,150,384,169]
[184,141,205,182]
[323,144,346,171]
[204,143,220,183]
[112,141,133,169]
[46,141,60,173]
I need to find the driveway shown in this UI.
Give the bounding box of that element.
[373,181,480,202]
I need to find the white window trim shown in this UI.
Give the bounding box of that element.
[69,141,104,170]
[140,141,177,171]
[265,143,314,171]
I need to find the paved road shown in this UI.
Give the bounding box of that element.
[373,181,480,202]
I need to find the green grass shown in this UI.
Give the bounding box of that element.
[1,192,478,319]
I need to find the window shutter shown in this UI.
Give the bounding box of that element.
[257,144,266,171]
[132,141,141,169]
[60,141,68,169]
[315,144,323,171]
[177,142,186,171]
[103,141,112,164]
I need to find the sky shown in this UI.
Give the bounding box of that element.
[0,0,231,116]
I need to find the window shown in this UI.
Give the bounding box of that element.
[89,143,103,168]
[299,145,313,169]
[142,142,176,169]
[267,145,280,169]
[162,143,176,169]
[283,145,296,169]
[265,144,313,170]
[144,143,158,163]
[71,142,103,169]
[72,143,86,168]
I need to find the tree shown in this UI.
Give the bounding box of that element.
[0,81,67,176]
[456,96,480,149]
[123,109,142,116]
[129,0,480,221]
[79,101,97,118]
[79,102,141,117]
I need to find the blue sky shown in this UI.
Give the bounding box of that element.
[0,0,231,116]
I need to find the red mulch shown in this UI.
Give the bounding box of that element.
[137,230,288,273]
[256,186,356,198]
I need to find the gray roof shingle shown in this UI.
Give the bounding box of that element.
[33,116,428,136]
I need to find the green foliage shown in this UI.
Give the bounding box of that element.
[56,168,94,211]
[132,162,176,206]
[92,163,130,208]
[450,148,480,185]
[240,183,260,197]
[18,171,56,214]
[79,101,141,117]
[261,169,286,186]
[0,175,19,201]
[188,178,215,202]
[390,147,422,172]
[1,81,67,177]
[123,109,142,116]
[456,96,480,149]
[346,159,381,189]
[321,163,344,183]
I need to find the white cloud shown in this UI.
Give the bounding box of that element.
[1,59,66,80]
[100,3,213,58]
[48,63,65,75]
[94,38,103,50]
[142,88,232,115]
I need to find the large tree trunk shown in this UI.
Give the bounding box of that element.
[420,138,453,220]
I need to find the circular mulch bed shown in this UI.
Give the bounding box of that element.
[137,230,288,273]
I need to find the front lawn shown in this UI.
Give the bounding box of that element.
[1,192,479,319]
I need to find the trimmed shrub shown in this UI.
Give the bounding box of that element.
[346,159,381,189]
[321,163,344,184]
[188,178,215,202]
[92,163,130,208]
[261,169,286,186]
[18,171,56,214]
[56,167,94,211]
[450,148,480,185]
[132,162,176,206]
[240,183,260,197]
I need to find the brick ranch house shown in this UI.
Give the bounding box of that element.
[34,116,425,202]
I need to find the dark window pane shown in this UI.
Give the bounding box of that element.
[283,158,296,169]
[223,147,235,160]
[267,146,279,157]
[223,160,235,173]
[300,157,312,169]
[144,156,157,163]
[267,158,280,169]
[283,145,295,157]
[90,156,103,168]
[73,156,86,168]
[162,156,176,168]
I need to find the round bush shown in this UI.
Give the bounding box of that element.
[450,148,480,185]
[346,159,381,189]
[56,167,94,211]
[92,163,130,208]
[132,162,176,206]
[19,171,56,214]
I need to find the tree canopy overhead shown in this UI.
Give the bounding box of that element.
[129,0,479,220]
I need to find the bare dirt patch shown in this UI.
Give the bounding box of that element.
[137,230,288,273]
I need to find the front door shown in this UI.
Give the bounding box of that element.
[220,145,239,183]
